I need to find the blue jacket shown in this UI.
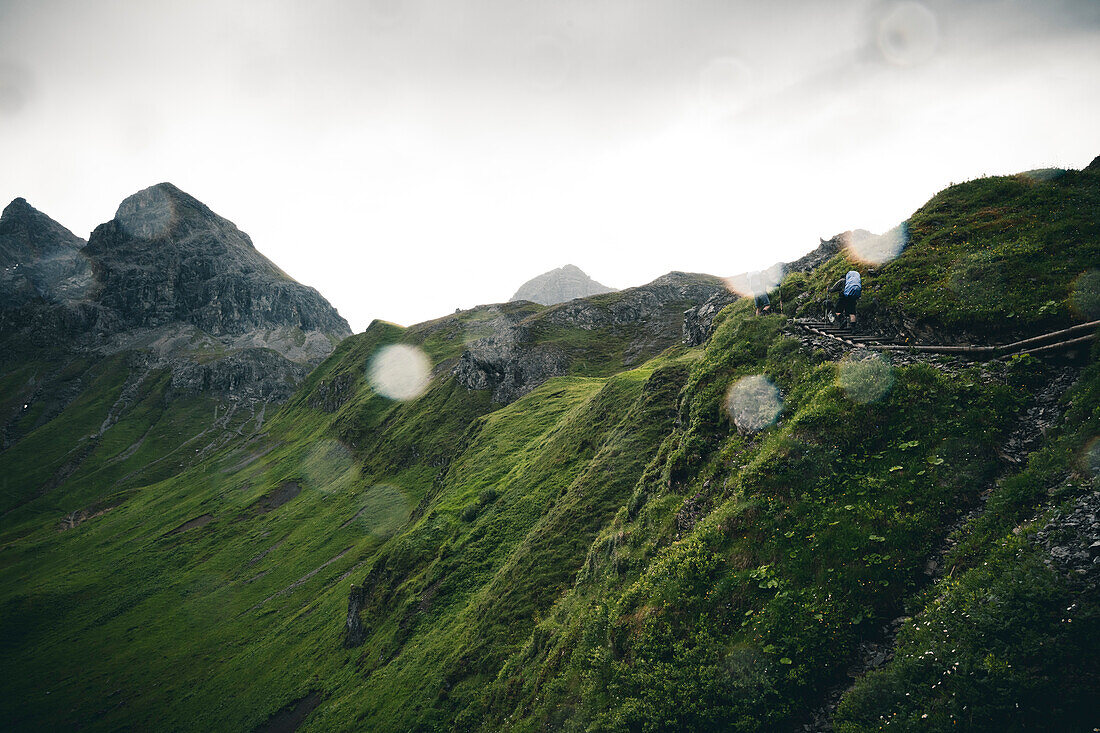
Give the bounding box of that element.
[843,270,861,296]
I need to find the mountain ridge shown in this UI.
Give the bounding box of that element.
[0,159,1098,732]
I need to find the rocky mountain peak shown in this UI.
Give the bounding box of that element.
[0,197,86,268]
[0,197,90,308]
[2,185,350,387]
[1,197,38,224]
[110,182,253,246]
[94,182,256,254]
[2,196,31,217]
[510,264,616,306]
[80,183,349,343]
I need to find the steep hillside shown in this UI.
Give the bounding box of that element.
[0,161,1097,732]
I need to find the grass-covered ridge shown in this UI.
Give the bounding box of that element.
[782,165,1100,337]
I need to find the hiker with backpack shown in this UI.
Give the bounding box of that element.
[829,270,862,329]
[749,271,771,316]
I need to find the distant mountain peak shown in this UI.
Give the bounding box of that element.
[111,182,252,246]
[0,196,86,270]
[510,264,616,306]
[0,200,90,309]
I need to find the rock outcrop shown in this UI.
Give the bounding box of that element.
[510,264,616,306]
[453,324,571,403]
[682,290,739,347]
[459,272,724,402]
[1036,489,1100,586]
[168,348,310,401]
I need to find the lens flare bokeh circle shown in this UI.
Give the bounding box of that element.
[369,344,431,401]
[116,186,178,240]
[876,1,939,67]
[301,439,358,494]
[726,375,782,433]
[845,226,906,266]
[1070,270,1100,321]
[837,353,894,404]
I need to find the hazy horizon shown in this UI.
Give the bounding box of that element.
[2,0,1098,331]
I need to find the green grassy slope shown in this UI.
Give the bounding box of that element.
[834,352,1100,732]
[0,162,1097,732]
[0,314,697,730]
[473,311,1030,731]
[0,350,261,543]
[781,166,1100,336]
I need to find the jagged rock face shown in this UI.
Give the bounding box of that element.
[168,348,308,400]
[84,183,350,339]
[0,198,92,308]
[510,264,616,306]
[344,585,367,648]
[453,325,570,403]
[1,185,351,405]
[786,232,851,273]
[458,272,724,402]
[682,290,739,347]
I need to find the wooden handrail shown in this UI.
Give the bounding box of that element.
[1004,333,1097,358]
[795,319,1099,359]
[996,320,1100,353]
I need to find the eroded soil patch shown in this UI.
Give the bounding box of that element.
[252,690,322,733]
[167,513,214,535]
[244,481,301,517]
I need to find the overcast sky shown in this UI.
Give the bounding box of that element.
[1,0,1098,331]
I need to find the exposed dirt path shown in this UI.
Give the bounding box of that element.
[166,513,214,535]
